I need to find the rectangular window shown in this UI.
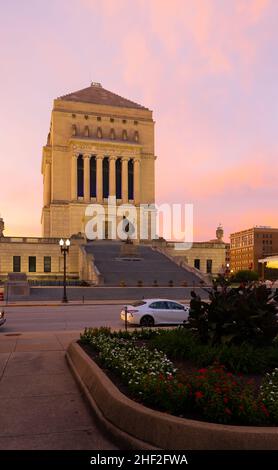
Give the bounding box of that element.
[13,256,21,273]
[206,259,213,274]
[29,256,36,272]
[44,256,51,273]
[194,259,200,270]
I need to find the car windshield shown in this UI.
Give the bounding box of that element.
[130,301,146,307]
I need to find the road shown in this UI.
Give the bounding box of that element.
[0,304,125,333]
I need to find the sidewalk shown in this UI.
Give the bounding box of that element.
[0,330,117,450]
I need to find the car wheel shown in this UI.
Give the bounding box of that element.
[140,315,155,327]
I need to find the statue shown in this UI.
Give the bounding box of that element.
[216,224,224,242]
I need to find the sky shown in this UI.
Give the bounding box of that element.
[0,0,277,241]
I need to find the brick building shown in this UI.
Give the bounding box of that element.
[230,226,278,274]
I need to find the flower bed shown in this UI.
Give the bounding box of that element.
[80,327,277,426]
[149,327,278,374]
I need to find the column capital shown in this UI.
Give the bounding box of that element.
[95,154,104,160]
[121,156,129,162]
[73,152,80,159]
[109,155,117,161]
[134,157,141,164]
[83,153,91,159]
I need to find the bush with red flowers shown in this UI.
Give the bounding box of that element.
[128,363,270,425]
[185,364,268,424]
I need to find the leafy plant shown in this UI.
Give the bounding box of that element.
[150,328,278,374]
[189,280,278,346]
[230,270,259,283]
[185,364,268,424]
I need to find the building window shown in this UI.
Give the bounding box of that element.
[128,159,134,200]
[13,256,21,273]
[29,256,36,273]
[103,157,109,198]
[44,256,51,273]
[72,124,77,136]
[116,158,122,199]
[122,129,128,141]
[194,259,200,270]
[97,116,101,121]
[77,155,84,197]
[90,156,96,198]
[206,259,212,274]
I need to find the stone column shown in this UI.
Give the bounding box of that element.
[71,154,78,201]
[43,159,51,207]
[96,155,103,203]
[121,157,129,203]
[134,157,141,205]
[109,155,116,198]
[84,154,91,202]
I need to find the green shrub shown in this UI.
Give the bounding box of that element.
[150,328,278,374]
[80,326,111,343]
[186,365,268,424]
[230,270,259,283]
[189,281,278,346]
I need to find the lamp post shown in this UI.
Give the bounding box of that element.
[59,238,70,303]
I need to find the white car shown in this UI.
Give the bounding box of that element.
[120,299,190,327]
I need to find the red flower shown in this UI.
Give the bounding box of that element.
[195,391,204,400]
[223,397,229,404]
[198,368,207,374]
[225,408,232,415]
[260,403,270,417]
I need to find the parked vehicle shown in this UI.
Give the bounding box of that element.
[0,310,6,328]
[120,299,190,327]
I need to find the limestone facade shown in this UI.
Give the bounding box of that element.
[0,237,81,281]
[41,82,156,239]
[158,226,230,277]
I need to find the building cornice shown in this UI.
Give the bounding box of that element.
[69,138,142,156]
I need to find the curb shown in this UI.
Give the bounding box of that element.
[66,346,157,450]
[66,342,278,450]
[1,300,194,308]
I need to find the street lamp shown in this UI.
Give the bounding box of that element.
[59,238,70,303]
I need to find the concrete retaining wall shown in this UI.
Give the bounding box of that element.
[67,342,278,450]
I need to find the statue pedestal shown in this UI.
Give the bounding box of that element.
[120,242,139,258]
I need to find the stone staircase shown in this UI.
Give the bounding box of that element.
[85,241,202,286]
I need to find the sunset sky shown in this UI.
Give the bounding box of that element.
[0,0,277,241]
